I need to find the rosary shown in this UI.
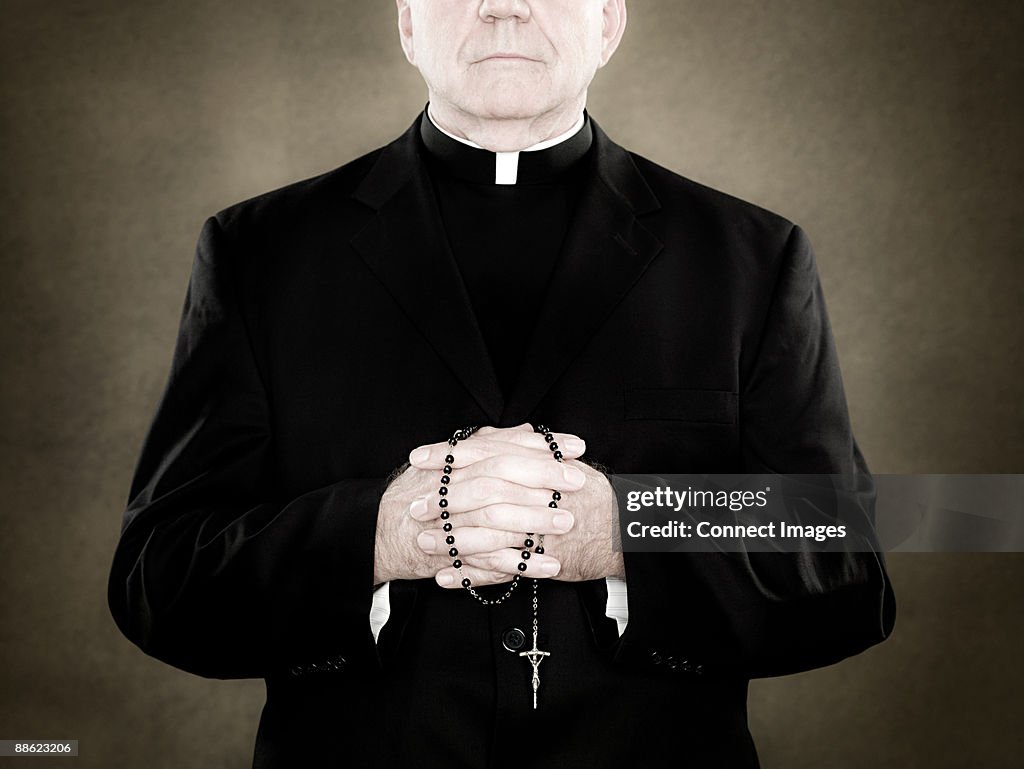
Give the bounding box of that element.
[440,423,562,709]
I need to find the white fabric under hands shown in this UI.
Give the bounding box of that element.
[370,582,391,643]
[604,576,629,636]
[370,577,627,643]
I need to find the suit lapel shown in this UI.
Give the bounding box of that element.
[501,120,664,425]
[349,121,505,424]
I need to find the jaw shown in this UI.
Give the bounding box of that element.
[423,62,589,151]
[442,64,558,119]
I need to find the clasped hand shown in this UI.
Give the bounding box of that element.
[374,424,623,587]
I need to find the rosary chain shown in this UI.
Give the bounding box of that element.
[440,424,563,605]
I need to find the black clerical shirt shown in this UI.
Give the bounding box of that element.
[418,111,594,396]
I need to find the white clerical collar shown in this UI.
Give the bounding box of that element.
[425,108,587,185]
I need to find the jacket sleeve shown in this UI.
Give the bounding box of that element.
[107,215,387,680]
[613,224,896,679]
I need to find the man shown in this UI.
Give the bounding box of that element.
[108,1,896,767]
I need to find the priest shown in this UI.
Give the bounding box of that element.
[107,1,896,767]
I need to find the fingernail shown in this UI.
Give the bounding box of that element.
[540,560,561,576]
[409,497,428,518]
[409,447,430,465]
[437,573,454,586]
[563,466,585,487]
[553,512,573,531]
[564,438,585,453]
[417,532,436,552]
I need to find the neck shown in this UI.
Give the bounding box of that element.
[427,93,588,152]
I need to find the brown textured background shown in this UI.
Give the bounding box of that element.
[1,1,1022,767]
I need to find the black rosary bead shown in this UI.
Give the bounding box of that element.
[440,510,450,519]
[453,559,462,569]
[449,547,459,558]
[438,486,448,496]
[553,450,563,460]
[549,442,558,451]
[439,498,448,508]
[461,578,471,588]
[552,491,561,501]
[443,522,453,532]
[524,538,535,548]
[521,551,531,560]
[536,546,545,554]
[441,475,450,484]
[445,535,455,545]
[517,562,528,572]
[445,454,455,464]
[443,464,452,474]
[549,501,558,508]
[544,433,554,443]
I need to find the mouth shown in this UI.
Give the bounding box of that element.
[476,53,540,62]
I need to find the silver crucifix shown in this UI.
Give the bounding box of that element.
[519,629,551,709]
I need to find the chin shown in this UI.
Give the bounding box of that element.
[465,90,558,122]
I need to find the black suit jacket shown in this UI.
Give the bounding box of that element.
[108,115,895,768]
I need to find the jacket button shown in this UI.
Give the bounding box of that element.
[502,627,527,652]
[648,649,663,665]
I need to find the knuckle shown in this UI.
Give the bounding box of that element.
[504,430,533,447]
[477,528,504,551]
[467,551,505,572]
[472,476,502,500]
[478,505,500,528]
[454,444,482,466]
[464,528,491,553]
[481,453,512,477]
[479,551,504,570]
[470,569,492,585]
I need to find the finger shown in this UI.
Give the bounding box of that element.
[414,475,572,517]
[441,503,574,534]
[454,454,585,494]
[463,548,561,577]
[409,482,574,524]
[478,426,585,457]
[407,430,585,470]
[408,433,585,469]
[475,423,533,436]
[417,526,535,556]
[434,549,563,589]
[435,565,514,589]
[410,496,575,532]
